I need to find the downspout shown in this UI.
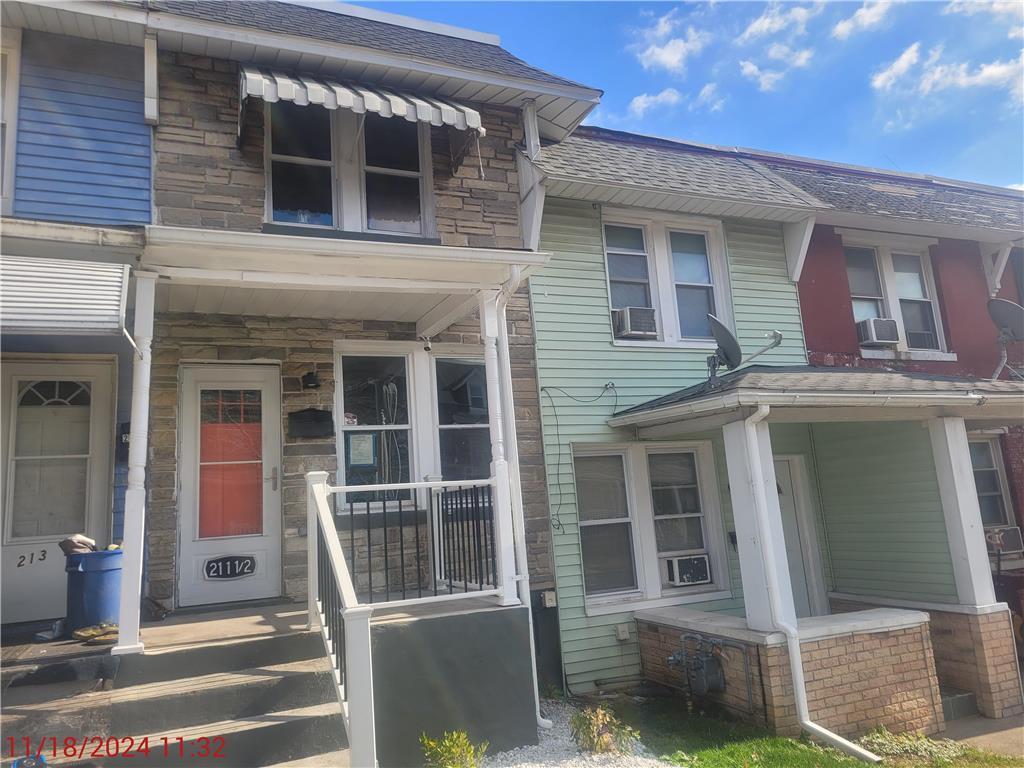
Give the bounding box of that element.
[497,264,554,730]
[741,405,880,763]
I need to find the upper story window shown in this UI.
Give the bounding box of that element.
[1,27,20,217]
[266,105,433,237]
[602,214,731,347]
[572,441,728,612]
[839,231,946,355]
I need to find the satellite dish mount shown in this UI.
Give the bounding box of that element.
[706,314,783,384]
[987,298,1024,382]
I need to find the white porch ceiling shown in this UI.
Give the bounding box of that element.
[156,283,448,323]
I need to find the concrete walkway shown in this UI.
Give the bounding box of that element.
[944,714,1024,758]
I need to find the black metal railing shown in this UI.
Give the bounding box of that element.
[334,481,497,604]
[316,519,346,700]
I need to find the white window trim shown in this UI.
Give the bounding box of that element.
[601,209,733,350]
[1,27,21,217]
[333,340,486,508]
[838,230,948,354]
[572,440,731,615]
[264,105,435,238]
[968,434,1014,529]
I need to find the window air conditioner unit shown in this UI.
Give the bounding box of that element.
[985,526,1024,555]
[664,554,712,587]
[856,317,899,347]
[613,307,658,339]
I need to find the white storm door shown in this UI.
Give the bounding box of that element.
[1,361,114,624]
[178,366,282,607]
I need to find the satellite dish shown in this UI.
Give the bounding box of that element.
[705,314,783,383]
[987,298,1024,381]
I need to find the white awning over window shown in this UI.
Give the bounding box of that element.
[239,66,486,135]
[0,255,130,334]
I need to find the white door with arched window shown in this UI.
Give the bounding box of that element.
[1,360,114,624]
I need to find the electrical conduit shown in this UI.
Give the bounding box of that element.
[496,265,554,730]
[741,405,880,763]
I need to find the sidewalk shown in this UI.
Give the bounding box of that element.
[944,714,1024,758]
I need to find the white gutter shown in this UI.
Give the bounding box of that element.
[496,264,553,731]
[741,405,880,763]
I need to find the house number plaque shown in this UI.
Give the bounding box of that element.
[204,555,256,580]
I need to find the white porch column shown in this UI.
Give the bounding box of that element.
[722,416,798,632]
[480,290,520,606]
[112,272,157,656]
[928,417,997,606]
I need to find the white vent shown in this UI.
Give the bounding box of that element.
[664,554,711,587]
[613,307,658,339]
[856,317,899,347]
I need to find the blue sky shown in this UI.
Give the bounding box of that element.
[356,1,1024,189]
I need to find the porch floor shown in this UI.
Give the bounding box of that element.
[141,601,307,652]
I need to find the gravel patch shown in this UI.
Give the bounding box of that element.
[484,700,669,768]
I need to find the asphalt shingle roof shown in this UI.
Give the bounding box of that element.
[761,160,1024,235]
[152,1,590,90]
[536,127,825,209]
[614,365,1024,418]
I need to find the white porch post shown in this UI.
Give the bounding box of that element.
[722,416,798,632]
[928,417,997,606]
[112,272,157,656]
[480,290,520,606]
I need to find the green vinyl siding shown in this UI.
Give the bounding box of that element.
[809,421,957,603]
[531,198,808,692]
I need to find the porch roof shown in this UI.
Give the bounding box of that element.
[607,365,1024,431]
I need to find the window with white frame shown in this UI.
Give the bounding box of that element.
[266,105,432,236]
[572,442,726,605]
[574,453,638,595]
[969,438,1013,528]
[602,215,730,345]
[840,234,944,352]
[336,345,492,503]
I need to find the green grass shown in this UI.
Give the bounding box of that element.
[607,696,1024,768]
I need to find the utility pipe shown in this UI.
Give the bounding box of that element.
[740,405,880,763]
[496,265,553,730]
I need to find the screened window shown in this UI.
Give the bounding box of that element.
[647,452,710,587]
[339,356,412,502]
[574,454,638,595]
[969,439,1011,527]
[435,359,490,481]
[604,224,652,310]
[670,231,715,338]
[844,247,885,323]
[268,102,334,226]
[892,253,939,350]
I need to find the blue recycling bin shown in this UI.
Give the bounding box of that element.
[65,550,123,634]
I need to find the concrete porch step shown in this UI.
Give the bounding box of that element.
[941,686,979,722]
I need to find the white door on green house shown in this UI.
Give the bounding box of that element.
[178,366,282,607]
[1,361,114,624]
[775,457,825,618]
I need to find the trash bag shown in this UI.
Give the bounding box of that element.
[58,534,96,556]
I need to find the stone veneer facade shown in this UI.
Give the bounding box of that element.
[154,51,525,249]
[146,296,552,605]
[638,619,944,738]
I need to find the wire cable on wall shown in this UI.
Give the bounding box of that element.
[540,383,617,532]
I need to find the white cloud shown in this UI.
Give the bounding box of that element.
[740,60,785,91]
[1008,183,1024,191]
[637,26,711,74]
[767,42,814,68]
[628,88,683,117]
[739,3,823,43]
[919,50,1024,104]
[691,82,726,112]
[871,42,920,91]
[943,1,1024,39]
[832,2,893,40]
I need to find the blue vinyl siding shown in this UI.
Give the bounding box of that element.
[13,31,150,225]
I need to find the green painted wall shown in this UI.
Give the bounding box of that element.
[530,198,809,692]
[810,421,957,603]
